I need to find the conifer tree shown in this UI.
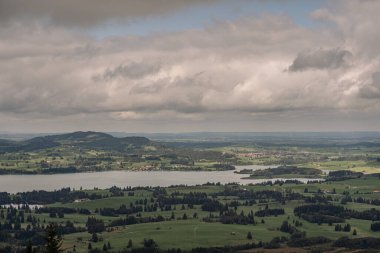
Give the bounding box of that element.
[45,223,63,253]
[26,240,33,253]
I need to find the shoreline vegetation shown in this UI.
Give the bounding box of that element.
[238,166,324,179]
[0,164,236,175]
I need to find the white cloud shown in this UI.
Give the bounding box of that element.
[0,0,380,131]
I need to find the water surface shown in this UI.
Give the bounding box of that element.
[0,165,321,193]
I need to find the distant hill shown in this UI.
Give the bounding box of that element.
[0,139,21,152]
[0,131,150,152]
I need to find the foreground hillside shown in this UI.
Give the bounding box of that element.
[1,173,380,252]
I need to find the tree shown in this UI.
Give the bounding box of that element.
[371,222,380,231]
[26,240,33,253]
[88,243,92,250]
[102,244,107,251]
[353,229,357,236]
[87,217,105,234]
[143,238,157,248]
[247,232,253,240]
[127,239,132,248]
[91,233,99,242]
[44,223,63,253]
[343,223,351,232]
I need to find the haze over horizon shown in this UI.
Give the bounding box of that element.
[1,0,380,133]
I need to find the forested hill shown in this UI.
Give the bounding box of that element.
[0,131,151,152]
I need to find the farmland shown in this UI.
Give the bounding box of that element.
[1,132,380,176]
[1,173,380,252]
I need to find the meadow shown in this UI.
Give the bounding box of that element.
[1,174,380,252]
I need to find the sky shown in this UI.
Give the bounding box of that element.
[0,0,379,133]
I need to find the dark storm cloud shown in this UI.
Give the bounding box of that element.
[359,72,380,99]
[0,0,216,27]
[288,48,353,72]
[94,62,162,81]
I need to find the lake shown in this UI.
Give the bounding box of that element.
[0,165,322,193]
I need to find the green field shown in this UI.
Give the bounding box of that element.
[1,131,380,175]
[1,175,380,252]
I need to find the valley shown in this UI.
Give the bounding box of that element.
[0,132,380,252]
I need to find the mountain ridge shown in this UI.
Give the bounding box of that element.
[0,131,151,152]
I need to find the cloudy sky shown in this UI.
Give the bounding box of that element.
[0,0,379,133]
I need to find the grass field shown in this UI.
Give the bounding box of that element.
[2,163,380,252]
[62,220,287,252]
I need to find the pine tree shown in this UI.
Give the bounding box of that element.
[247,231,253,240]
[343,223,351,232]
[44,223,63,253]
[26,240,33,253]
[92,233,99,242]
[143,238,157,248]
[127,239,133,248]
